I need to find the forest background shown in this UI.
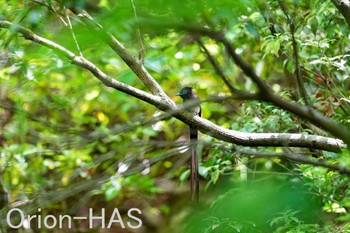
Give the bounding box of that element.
[1,0,350,232]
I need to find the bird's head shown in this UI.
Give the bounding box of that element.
[176,86,195,100]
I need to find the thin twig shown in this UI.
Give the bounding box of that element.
[77,12,171,103]
[65,11,83,57]
[130,0,145,63]
[238,150,350,175]
[197,38,246,96]
[278,1,311,106]
[33,0,68,26]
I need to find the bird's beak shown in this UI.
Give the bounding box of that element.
[176,92,181,96]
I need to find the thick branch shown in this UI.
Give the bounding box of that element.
[331,0,350,29]
[220,37,350,147]
[0,20,346,152]
[135,19,350,147]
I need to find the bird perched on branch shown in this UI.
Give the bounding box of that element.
[176,86,201,202]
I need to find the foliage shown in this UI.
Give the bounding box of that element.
[0,0,350,232]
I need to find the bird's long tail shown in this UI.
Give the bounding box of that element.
[190,127,199,202]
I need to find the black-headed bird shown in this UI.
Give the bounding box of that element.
[176,86,201,202]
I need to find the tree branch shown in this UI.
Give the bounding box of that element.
[0,20,346,152]
[76,11,173,106]
[219,36,350,147]
[130,0,146,63]
[197,38,240,95]
[134,19,350,147]
[238,150,350,175]
[278,1,311,106]
[331,0,350,29]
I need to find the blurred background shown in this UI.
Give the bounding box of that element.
[1,0,350,232]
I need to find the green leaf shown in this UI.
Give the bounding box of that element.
[211,169,220,184]
[180,169,190,182]
[310,17,318,35]
[105,187,121,201]
[265,40,281,56]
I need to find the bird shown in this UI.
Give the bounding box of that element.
[176,86,201,202]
